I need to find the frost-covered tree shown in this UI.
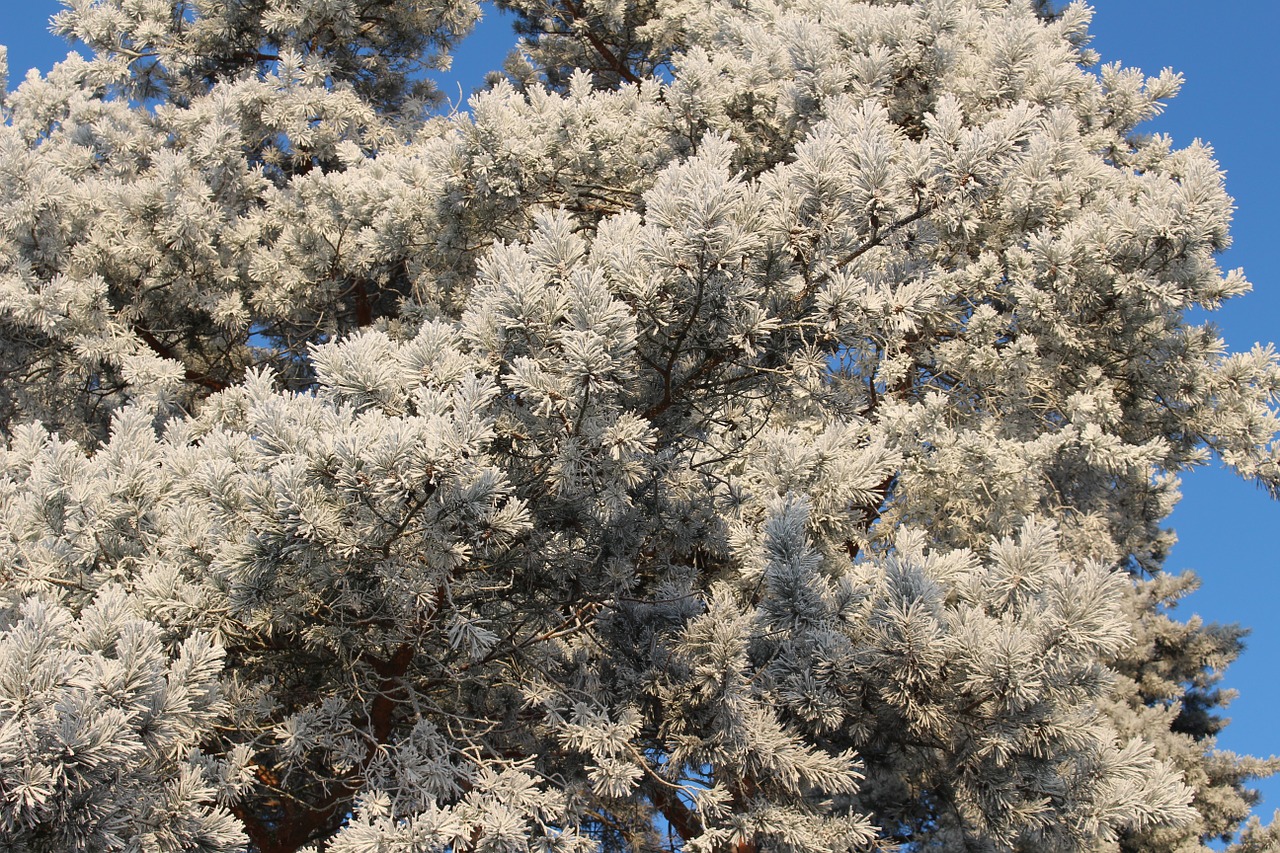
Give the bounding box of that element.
[1,1,1278,851]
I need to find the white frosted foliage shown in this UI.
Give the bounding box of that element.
[0,0,1277,851]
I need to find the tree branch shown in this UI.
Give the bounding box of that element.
[559,0,641,85]
[132,322,229,392]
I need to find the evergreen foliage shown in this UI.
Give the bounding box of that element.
[1,1,1277,850]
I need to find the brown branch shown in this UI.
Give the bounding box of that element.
[559,0,641,85]
[581,28,641,85]
[233,642,418,853]
[645,780,702,844]
[730,774,759,853]
[643,346,739,421]
[832,206,934,271]
[798,204,937,306]
[365,643,416,743]
[641,208,936,425]
[352,278,374,328]
[132,323,229,392]
[844,473,897,560]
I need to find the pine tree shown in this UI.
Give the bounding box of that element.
[1,1,1277,851]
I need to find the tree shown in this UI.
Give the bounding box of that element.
[1,0,1277,850]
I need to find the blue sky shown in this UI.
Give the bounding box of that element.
[1086,1,1280,825]
[2,0,1278,829]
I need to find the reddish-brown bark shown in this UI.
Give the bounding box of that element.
[232,643,416,853]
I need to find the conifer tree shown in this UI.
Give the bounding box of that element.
[1,1,1277,851]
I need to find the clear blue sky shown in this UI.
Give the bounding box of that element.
[1085,1,1280,826]
[2,0,1277,829]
